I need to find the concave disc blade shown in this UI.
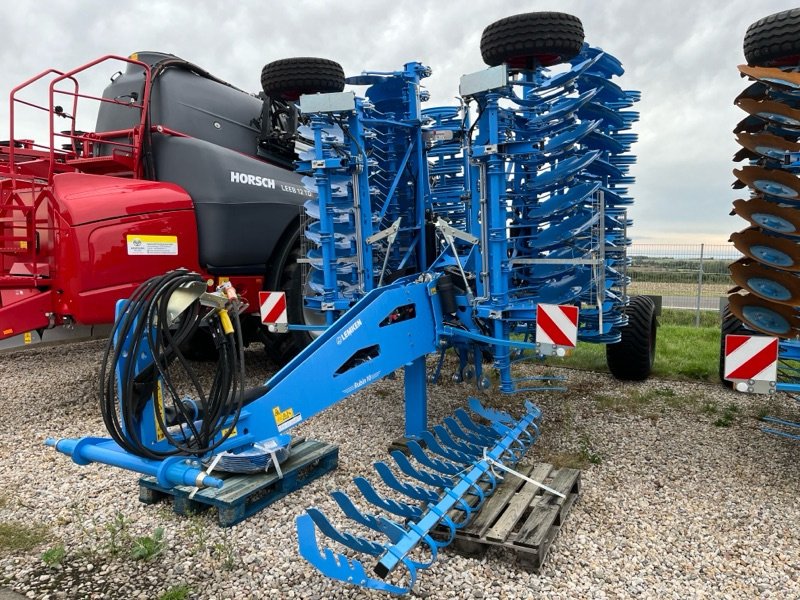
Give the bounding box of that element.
[736,98,800,128]
[732,197,800,236]
[729,258,800,304]
[735,132,800,160]
[728,292,798,337]
[738,64,800,91]
[730,227,800,271]
[733,165,800,200]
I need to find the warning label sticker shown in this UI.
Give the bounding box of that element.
[127,234,178,256]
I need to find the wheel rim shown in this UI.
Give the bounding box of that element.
[742,305,791,335]
[746,276,793,301]
[750,244,794,267]
[751,212,796,233]
[753,178,799,199]
[757,111,800,126]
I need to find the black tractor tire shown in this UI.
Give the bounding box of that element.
[719,305,753,388]
[261,57,345,101]
[480,12,584,68]
[260,240,314,366]
[744,8,800,67]
[606,296,657,381]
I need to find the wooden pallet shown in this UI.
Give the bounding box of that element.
[443,463,580,572]
[138,438,338,527]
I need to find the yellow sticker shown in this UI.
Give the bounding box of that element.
[126,234,178,256]
[129,53,139,61]
[19,241,27,250]
[155,381,166,442]
[273,405,294,426]
[222,426,238,438]
[23,332,32,344]
[218,277,230,285]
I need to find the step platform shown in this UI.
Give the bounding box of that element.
[138,438,338,527]
[440,462,580,572]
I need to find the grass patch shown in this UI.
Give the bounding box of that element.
[131,527,165,561]
[553,323,720,382]
[0,495,7,509]
[659,308,720,328]
[41,544,67,567]
[714,403,739,427]
[541,450,589,470]
[159,585,191,600]
[0,521,49,553]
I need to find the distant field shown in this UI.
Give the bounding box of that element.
[628,281,729,298]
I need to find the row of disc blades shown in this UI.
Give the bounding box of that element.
[729,65,800,336]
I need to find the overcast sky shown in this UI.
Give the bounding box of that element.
[2,1,796,245]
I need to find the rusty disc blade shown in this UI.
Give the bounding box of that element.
[733,165,800,200]
[739,64,800,91]
[732,197,800,236]
[730,227,800,271]
[735,132,800,160]
[729,258,800,305]
[736,98,800,128]
[728,292,798,337]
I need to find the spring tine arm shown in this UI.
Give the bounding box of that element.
[374,461,440,503]
[305,508,385,556]
[407,440,461,475]
[390,450,452,488]
[378,518,439,568]
[419,430,474,464]
[453,408,497,438]
[433,424,482,457]
[443,416,495,447]
[296,514,416,595]
[353,476,422,521]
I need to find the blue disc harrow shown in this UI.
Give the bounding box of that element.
[727,63,800,437]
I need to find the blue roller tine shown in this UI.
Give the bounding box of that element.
[353,477,422,521]
[443,416,496,447]
[390,450,453,489]
[454,408,499,438]
[296,514,416,595]
[468,397,514,426]
[374,461,439,503]
[432,424,482,457]
[331,491,383,533]
[407,440,461,475]
[419,430,474,464]
[305,508,385,557]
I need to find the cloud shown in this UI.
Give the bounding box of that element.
[0,0,792,244]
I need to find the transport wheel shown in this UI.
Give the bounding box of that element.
[744,8,800,67]
[261,240,315,366]
[261,57,345,101]
[480,12,584,68]
[605,296,657,381]
[719,305,753,388]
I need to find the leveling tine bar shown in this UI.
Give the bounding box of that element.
[296,398,541,595]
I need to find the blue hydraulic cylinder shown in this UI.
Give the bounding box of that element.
[45,437,224,489]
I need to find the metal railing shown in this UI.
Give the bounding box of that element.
[627,243,741,325]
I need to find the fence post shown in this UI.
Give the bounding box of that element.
[695,243,705,327]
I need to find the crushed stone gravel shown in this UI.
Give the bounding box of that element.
[0,339,798,599]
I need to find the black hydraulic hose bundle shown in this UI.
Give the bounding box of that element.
[99,270,246,460]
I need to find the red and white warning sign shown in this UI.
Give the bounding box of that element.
[535,303,579,349]
[258,291,288,332]
[724,335,778,387]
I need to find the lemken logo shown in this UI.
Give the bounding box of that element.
[336,319,362,345]
[230,171,276,189]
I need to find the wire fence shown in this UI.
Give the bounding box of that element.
[627,243,740,323]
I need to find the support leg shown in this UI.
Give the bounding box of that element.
[404,356,428,438]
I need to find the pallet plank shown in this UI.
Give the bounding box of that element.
[463,463,537,538]
[484,463,554,543]
[515,468,581,545]
[445,463,581,573]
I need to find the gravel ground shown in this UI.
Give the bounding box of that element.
[0,339,798,599]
